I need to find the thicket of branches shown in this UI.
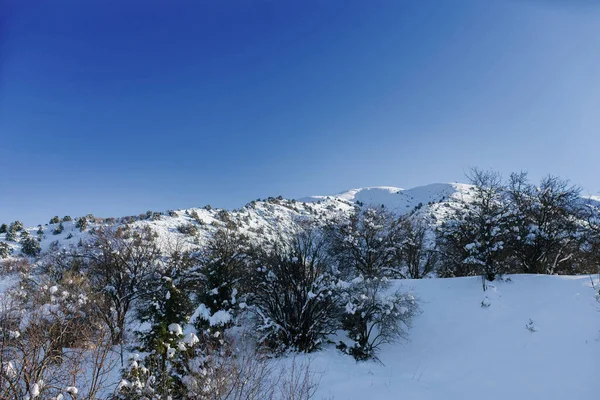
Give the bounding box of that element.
[0,208,422,399]
[436,169,597,286]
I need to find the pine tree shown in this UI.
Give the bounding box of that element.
[21,234,41,257]
[49,216,60,224]
[0,224,6,234]
[133,251,195,399]
[4,221,22,242]
[8,221,23,232]
[196,224,250,328]
[75,217,88,232]
[0,242,12,259]
[4,230,16,242]
[53,222,64,235]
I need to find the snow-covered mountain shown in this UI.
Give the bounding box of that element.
[2,182,473,257]
[1,181,598,260]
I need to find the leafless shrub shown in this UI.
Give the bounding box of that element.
[0,279,116,399]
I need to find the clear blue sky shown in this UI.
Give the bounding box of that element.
[1,0,599,225]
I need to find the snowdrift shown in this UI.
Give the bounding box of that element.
[307,274,599,400]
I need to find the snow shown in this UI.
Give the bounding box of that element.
[30,382,40,398]
[182,332,200,346]
[190,304,232,327]
[296,275,599,400]
[65,386,78,395]
[168,323,183,336]
[302,183,461,215]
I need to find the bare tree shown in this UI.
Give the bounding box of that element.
[401,219,436,279]
[437,168,509,286]
[0,277,116,399]
[327,207,420,360]
[326,206,406,279]
[84,226,163,345]
[505,173,585,274]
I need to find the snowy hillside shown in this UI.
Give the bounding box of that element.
[307,274,599,400]
[302,183,467,213]
[1,182,468,257]
[3,180,599,261]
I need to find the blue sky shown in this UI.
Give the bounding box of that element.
[1,0,599,225]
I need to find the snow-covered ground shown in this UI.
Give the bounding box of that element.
[305,274,599,400]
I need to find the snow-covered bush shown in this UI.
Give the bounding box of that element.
[327,207,420,360]
[337,276,419,361]
[194,225,251,333]
[20,234,41,257]
[326,207,406,279]
[118,334,320,400]
[177,222,199,236]
[75,217,88,232]
[247,224,340,353]
[0,242,11,259]
[8,221,23,232]
[53,222,65,235]
[4,221,22,242]
[0,276,116,399]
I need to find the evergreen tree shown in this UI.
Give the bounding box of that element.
[0,224,6,234]
[19,230,29,240]
[49,216,60,224]
[21,234,41,257]
[53,222,64,235]
[195,223,250,332]
[132,251,196,399]
[0,242,12,259]
[75,217,88,232]
[4,230,16,242]
[62,215,72,222]
[8,221,23,232]
[4,221,22,242]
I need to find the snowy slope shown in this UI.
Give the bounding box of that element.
[3,183,469,257]
[302,183,462,213]
[0,181,595,261]
[305,274,600,400]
